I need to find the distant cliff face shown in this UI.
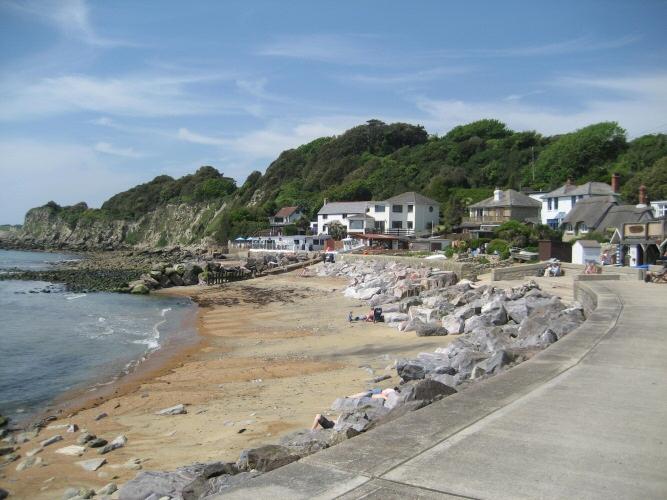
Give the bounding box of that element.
[16,202,225,250]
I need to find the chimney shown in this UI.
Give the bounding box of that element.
[565,178,572,186]
[611,173,620,193]
[637,185,648,207]
[493,188,502,201]
[323,198,328,205]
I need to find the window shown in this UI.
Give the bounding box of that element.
[407,204,414,213]
[548,198,552,210]
[374,204,385,212]
[571,196,577,206]
[565,223,573,232]
[429,206,434,213]
[392,221,403,229]
[294,240,299,245]
[407,221,413,229]
[274,217,283,223]
[554,197,559,210]
[342,213,347,219]
[322,214,328,220]
[392,205,403,213]
[578,223,589,233]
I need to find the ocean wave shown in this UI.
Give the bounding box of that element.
[66,293,87,300]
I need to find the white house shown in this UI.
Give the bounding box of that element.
[316,192,440,236]
[572,239,601,265]
[248,234,331,252]
[541,176,619,228]
[268,206,304,230]
[650,200,667,218]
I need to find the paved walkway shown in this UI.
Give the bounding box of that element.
[216,280,667,499]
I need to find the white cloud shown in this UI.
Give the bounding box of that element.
[94,142,144,158]
[257,34,382,65]
[415,73,667,137]
[1,0,135,48]
[0,140,145,224]
[0,72,246,121]
[433,35,641,59]
[346,66,470,86]
[177,128,225,146]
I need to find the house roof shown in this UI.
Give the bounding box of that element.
[347,214,375,221]
[273,206,300,218]
[543,181,617,198]
[562,196,617,228]
[563,196,654,232]
[469,189,542,209]
[318,201,370,215]
[574,239,601,248]
[384,191,439,206]
[597,205,654,233]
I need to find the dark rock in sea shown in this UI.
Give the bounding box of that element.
[0,487,8,499]
[0,415,7,427]
[237,444,299,472]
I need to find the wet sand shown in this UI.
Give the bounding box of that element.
[2,269,458,499]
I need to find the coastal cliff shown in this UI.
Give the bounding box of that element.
[15,201,225,250]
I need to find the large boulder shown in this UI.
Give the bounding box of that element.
[237,445,299,472]
[182,264,203,285]
[169,273,185,286]
[480,297,508,325]
[130,284,149,295]
[400,379,457,403]
[416,323,449,337]
[464,314,493,333]
[331,397,384,413]
[278,429,335,456]
[396,361,426,381]
[441,315,464,334]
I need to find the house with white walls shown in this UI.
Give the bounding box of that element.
[541,176,620,228]
[650,200,667,218]
[461,188,541,233]
[316,192,440,236]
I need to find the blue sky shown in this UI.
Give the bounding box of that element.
[1,0,666,223]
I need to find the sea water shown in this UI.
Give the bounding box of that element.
[0,249,197,421]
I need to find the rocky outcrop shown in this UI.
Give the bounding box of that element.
[9,201,225,251]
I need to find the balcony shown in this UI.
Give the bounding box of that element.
[461,215,511,224]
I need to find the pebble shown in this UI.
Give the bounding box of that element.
[56,445,86,456]
[76,457,107,471]
[87,438,107,448]
[77,433,95,445]
[99,435,127,455]
[94,412,108,421]
[97,482,117,495]
[26,447,43,457]
[155,404,187,416]
[40,434,63,447]
[16,456,42,472]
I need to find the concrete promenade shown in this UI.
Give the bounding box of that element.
[217,280,667,499]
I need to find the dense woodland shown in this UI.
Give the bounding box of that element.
[40,119,667,244]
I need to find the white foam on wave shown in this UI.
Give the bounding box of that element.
[66,293,87,300]
[161,307,172,317]
[98,317,106,322]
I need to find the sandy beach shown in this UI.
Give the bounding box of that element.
[2,267,462,499]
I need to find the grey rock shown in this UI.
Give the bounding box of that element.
[416,323,449,336]
[399,296,422,313]
[453,303,481,320]
[464,314,494,333]
[118,470,195,500]
[169,273,185,286]
[40,434,63,447]
[97,483,117,496]
[77,432,95,445]
[156,404,187,416]
[400,379,457,403]
[199,470,262,498]
[430,373,460,387]
[76,458,107,471]
[181,462,239,500]
[237,444,299,472]
[279,429,335,456]
[99,435,127,454]
[88,437,107,448]
[396,361,426,381]
[441,315,464,334]
[95,412,108,421]
[331,396,384,412]
[16,456,42,471]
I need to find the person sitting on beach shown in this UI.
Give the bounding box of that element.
[584,262,596,274]
[348,388,398,400]
[311,413,337,430]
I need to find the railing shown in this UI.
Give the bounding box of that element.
[461,215,510,224]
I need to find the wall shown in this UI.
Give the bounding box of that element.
[491,261,643,281]
[337,253,473,279]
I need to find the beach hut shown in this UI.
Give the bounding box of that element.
[572,240,601,264]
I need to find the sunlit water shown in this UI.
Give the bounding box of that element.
[0,250,197,421]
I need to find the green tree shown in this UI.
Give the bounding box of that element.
[328,221,347,240]
[533,122,627,187]
[620,156,667,203]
